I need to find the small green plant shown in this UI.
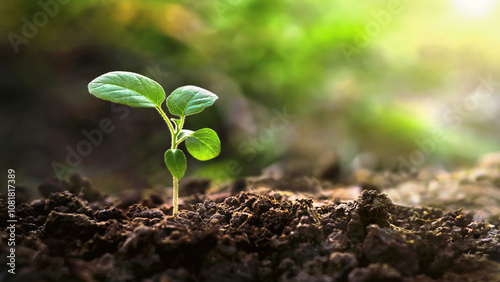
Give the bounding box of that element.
[88,71,220,215]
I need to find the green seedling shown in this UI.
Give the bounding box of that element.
[88,71,220,215]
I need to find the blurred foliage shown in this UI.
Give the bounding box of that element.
[1,0,500,192]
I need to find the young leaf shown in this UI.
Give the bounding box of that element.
[88,71,165,108]
[185,128,221,161]
[171,118,182,128]
[164,149,187,179]
[166,86,218,117]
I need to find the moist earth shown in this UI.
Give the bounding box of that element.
[1,174,500,282]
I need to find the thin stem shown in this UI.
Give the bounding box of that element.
[179,115,185,132]
[175,135,189,146]
[172,176,179,215]
[156,106,182,216]
[155,106,176,148]
[173,115,186,148]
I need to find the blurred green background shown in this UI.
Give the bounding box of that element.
[1,0,500,193]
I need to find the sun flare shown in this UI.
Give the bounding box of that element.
[452,0,497,18]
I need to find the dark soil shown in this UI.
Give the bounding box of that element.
[1,174,500,281]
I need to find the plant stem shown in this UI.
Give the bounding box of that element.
[155,106,176,148]
[156,106,183,216]
[173,116,185,147]
[172,176,179,215]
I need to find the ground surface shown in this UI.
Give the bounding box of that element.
[1,158,500,281]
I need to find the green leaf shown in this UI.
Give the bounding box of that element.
[164,149,187,179]
[88,71,165,108]
[171,118,182,128]
[185,128,221,161]
[166,86,218,117]
[178,129,194,141]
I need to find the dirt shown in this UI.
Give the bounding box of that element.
[1,173,500,282]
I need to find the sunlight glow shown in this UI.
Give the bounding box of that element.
[452,0,497,18]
